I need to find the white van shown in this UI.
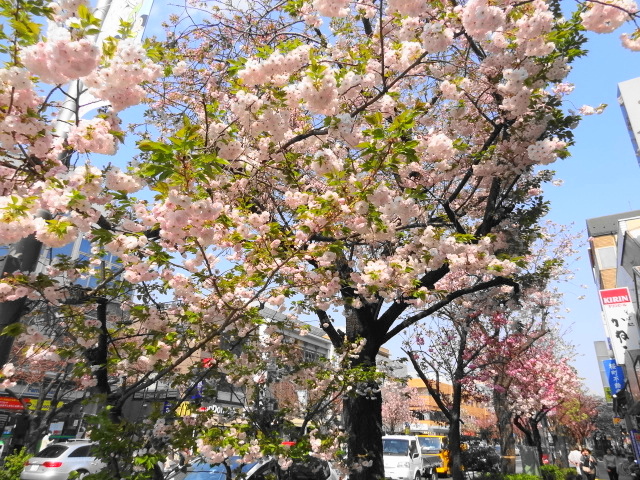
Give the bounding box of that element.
[383,435,426,480]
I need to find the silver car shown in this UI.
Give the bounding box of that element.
[20,441,105,480]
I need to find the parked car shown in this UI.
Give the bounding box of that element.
[461,446,501,474]
[181,455,339,480]
[20,440,105,480]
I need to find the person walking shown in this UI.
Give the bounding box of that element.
[604,449,619,480]
[569,446,583,476]
[580,448,598,480]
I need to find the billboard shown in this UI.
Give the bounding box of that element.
[599,287,639,365]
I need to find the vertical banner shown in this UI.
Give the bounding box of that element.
[599,287,639,365]
[603,359,626,395]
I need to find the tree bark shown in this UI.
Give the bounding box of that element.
[493,384,517,474]
[343,380,384,480]
[514,413,545,465]
[449,378,464,480]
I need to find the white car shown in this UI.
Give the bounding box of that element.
[20,441,105,480]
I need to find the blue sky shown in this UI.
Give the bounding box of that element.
[544,29,640,395]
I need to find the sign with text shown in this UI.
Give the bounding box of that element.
[599,287,639,365]
[603,359,626,395]
[0,397,26,411]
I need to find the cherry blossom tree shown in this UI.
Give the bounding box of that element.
[1,342,83,452]
[0,0,639,478]
[497,336,580,465]
[381,382,423,434]
[551,390,600,450]
[403,223,578,478]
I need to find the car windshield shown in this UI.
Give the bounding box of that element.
[419,437,442,452]
[383,439,410,456]
[35,445,68,458]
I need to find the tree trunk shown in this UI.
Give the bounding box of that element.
[341,302,386,480]
[343,381,384,480]
[449,385,464,480]
[531,417,544,464]
[449,404,464,480]
[515,414,545,465]
[493,385,516,474]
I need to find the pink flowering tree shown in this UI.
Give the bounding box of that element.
[381,382,423,434]
[403,223,578,477]
[549,390,600,459]
[0,0,639,478]
[1,342,84,452]
[506,340,581,464]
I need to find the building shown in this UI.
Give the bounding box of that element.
[586,211,640,429]
[618,77,640,165]
[406,378,495,436]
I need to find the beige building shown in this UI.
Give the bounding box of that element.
[406,378,494,436]
[586,211,640,426]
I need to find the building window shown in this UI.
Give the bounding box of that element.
[303,350,321,363]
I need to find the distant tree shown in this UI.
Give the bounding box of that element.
[553,392,600,447]
[471,415,499,443]
[507,340,580,463]
[381,382,422,434]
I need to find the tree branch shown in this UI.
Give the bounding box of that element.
[383,276,520,343]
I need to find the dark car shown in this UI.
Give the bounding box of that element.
[461,446,501,473]
[181,456,338,480]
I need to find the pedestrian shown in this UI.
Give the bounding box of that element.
[604,449,619,480]
[38,433,52,452]
[580,448,597,480]
[569,446,583,476]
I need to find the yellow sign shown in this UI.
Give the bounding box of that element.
[604,387,613,403]
[175,402,192,416]
[27,400,63,412]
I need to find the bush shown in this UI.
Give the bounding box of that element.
[472,473,541,480]
[540,465,582,480]
[0,448,32,480]
[541,464,565,480]
[505,475,543,480]
[560,468,581,480]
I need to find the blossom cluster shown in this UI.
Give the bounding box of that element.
[21,25,100,85]
[83,38,162,112]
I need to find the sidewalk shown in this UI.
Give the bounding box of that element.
[595,459,635,480]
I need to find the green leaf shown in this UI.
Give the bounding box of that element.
[77,3,91,20]
[138,139,173,154]
[1,323,26,337]
[364,112,383,126]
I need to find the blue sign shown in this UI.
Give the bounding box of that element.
[603,359,626,395]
